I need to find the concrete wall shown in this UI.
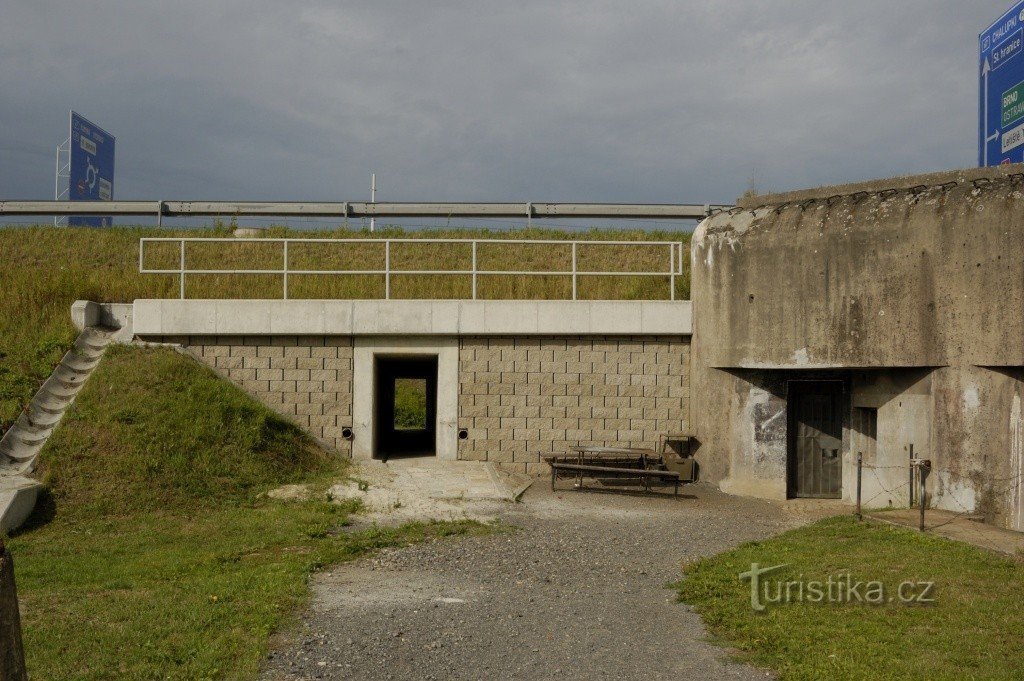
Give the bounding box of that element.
[456,336,690,474]
[149,333,690,476]
[134,299,692,336]
[691,166,1024,528]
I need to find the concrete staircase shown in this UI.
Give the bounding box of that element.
[0,327,114,533]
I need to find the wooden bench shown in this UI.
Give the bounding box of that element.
[548,461,681,496]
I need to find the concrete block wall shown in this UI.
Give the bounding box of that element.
[159,335,354,454]
[457,336,690,474]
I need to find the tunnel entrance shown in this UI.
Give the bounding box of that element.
[374,356,438,460]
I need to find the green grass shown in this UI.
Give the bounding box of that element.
[676,516,1024,680]
[394,377,428,429]
[6,346,490,680]
[37,345,335,516]
[0,224,691,433]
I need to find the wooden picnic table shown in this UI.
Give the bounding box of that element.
[544,445,680,495]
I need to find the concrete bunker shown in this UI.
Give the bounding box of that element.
[691,166,1024,529]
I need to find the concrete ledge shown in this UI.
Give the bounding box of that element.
[133,299,692,336]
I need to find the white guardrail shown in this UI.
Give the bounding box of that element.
[139,238,687,301]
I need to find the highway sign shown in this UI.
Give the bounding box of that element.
[68,111,115,226]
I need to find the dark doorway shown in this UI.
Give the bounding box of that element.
[375,356,438,460]
[787,381,843,498]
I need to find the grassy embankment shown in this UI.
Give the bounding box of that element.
[8,345,488,679]
[676,516,1024,680]
[0,225,691,433]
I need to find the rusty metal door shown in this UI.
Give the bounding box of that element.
[788,381,843,498]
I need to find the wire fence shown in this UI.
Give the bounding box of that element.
[854,453,1024,546]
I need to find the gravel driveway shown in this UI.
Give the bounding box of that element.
[261,482,835,680]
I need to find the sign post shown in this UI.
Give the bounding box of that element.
[67,111,115,227]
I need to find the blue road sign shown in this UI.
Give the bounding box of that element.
[68,111,115,227]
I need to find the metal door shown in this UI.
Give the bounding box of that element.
[788,382,843,498]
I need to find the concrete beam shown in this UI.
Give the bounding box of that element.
[132,299,692,336]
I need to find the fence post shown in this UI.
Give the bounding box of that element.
[908,443,915,507]
[917,459,931,532]
[179,239,186,300]
[282,240,289,300]
[471,241,478,300]
[571,242,578,301]
[0,539,28,681]
[856,452,863,521]
[669,243,676,301]
[384,240,391,300]
[156,200,163,229]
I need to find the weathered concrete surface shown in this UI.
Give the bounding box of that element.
[697,168,1024,369]
[133,299,692,336]
[691,166,1024,528]
[0,542,27,681]
[327,457,532,525]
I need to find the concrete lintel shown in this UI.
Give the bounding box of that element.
[133,299,692,336]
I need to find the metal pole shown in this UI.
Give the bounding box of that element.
[918,461,930,532]
[856,452,863,520]
[53,145,60,227]
[283,240,289,300]
[571,242,578,301]
[669,243,676,301]
[908,444,915,507]
[471,241,478,300]
[156,200,163,229]
[384,239,390,299]
[179,239,186,299]
[370,173,376,233]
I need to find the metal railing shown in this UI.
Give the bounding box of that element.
[138,237,687,301]
[1,200,726,221]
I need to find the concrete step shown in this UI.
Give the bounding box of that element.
[0,476,43,533]
[25,408,62,428]
[0,456,33,476]
[29,395,70,416]
[13,429,49,447]
[16,418,55,438]
[0,323,115,533]
[0,440,41,463]
[52,367,87,386]
[41,380,83,400]
[61,354,100,372]
[72,337,108,355]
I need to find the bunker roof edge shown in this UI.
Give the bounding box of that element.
[735,163,1024,209]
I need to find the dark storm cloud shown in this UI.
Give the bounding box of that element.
[0,1,1011,205]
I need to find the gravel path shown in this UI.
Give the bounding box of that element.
[260,483,836,680]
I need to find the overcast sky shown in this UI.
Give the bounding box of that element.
[0,0,1013,214]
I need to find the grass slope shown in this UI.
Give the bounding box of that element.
[676,516,1024,680]
[0,225,691,432]
[7,346,486,680]
[39,345,333,515]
